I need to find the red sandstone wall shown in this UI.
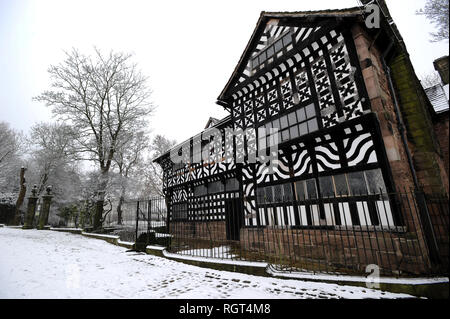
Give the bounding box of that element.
[169,221,227,241]
[434,116,449,177]
[351,24,416,193]
[351,24,449,195]
[240,227,429,275]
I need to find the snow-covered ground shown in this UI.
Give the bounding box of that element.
[0,227,414,299]
[177,245,238,259]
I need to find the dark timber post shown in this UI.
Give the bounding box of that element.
[135,200,140,244]
[148,199,152,233]
[23,185,38,229]
[147,199,152,248]
[37,186,53,230]
[13,167,27,225]
[165,192,171,235]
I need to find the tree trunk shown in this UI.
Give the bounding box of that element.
[117,195,124,225]
[93,171,108,231]
[93,199,104,230]
[116,182,126,225]
[13,167,26,225]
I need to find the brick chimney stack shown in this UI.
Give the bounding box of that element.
[434,56,449,85]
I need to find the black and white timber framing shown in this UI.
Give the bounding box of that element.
[155,10,401,237]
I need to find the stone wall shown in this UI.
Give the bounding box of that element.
[169,221,227,242]
[351,24,416,193]
[351,24,449,195]
[434,114,449,177]
[390,55,448,194]
[240,227,429,276]
[347,23,449,274]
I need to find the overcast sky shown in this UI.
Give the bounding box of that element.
[0,0,448,143]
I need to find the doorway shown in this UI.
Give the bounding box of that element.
[225,198,243,241]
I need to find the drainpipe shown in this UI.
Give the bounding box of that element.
[365,0,417,189]
[380,41,441,264]
[380,41,420,191]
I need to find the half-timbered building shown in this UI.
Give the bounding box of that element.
[155,2,449,275]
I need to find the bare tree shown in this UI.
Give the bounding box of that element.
[28,122,76,196]
[12,167,26,225]
[0,122,25,224]
[25,122,84,226]
[417,0,449,42]
[420,71,443,88]
[113,130,149,224]
[142,135,177,197]
[34,48,153,230]
[0,122,23,178]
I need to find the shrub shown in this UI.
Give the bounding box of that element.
[0,203,16,224]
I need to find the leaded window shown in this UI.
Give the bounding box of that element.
[257,182,294,204]
[319,176,334,198]
[250,31,294,73]
[264,186,274,203]
[273,184,284,202]
[347,171,367,195]
[225,178,240,192]
[365,169,386,194]
[259,102,319,150]
[316,169,387,198]
[295,179,318,201]
[283,183,294,201]
[334,174,349,196]
[194,185,207,197]
[208,181,224,194]
[172,203,188,221]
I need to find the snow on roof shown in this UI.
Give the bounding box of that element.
[153,115,232,164]
[204,117,220,129]
[425,83,450,114]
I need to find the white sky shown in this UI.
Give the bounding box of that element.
[0,0,448,143]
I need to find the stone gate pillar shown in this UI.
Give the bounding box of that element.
[38,186,53,230]
[23,185,38,229]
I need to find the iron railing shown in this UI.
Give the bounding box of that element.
[68,189,448,277]
[166,189,449,277]
[101,197,168,247]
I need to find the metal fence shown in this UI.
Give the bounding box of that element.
[101,197,168,247]
[80,189,448,277]
[166,189,449,277]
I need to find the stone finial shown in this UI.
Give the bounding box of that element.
[31,185,38,197]
[97,190,106,200]
[434,56,449,85]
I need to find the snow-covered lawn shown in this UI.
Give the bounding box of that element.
[0,228,414,299]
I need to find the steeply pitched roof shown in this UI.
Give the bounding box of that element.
[204,117,220,129]
[153,115,232,164]
[216,7,365,103]
[425,84,450,114]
